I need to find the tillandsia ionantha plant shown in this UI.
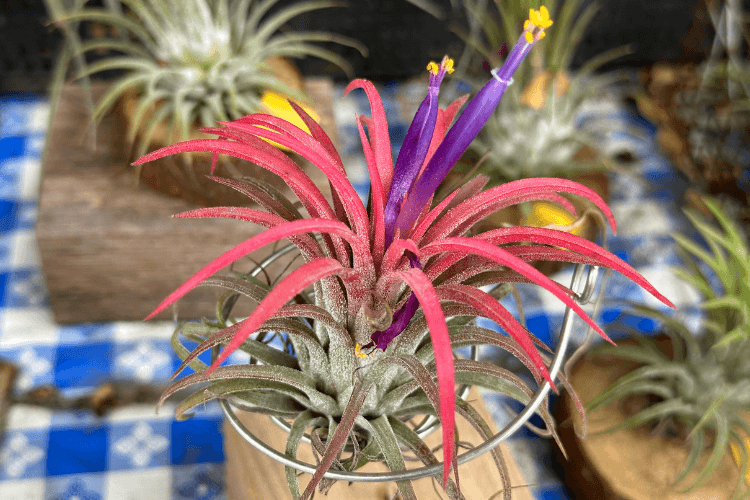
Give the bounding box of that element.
[443,0,633,190]
[588,197,750,498]
[43,0,366,160]
[135,8,674,499]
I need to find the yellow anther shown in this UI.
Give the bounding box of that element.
[529,8,538,25]
[527,6,553,29]
[443,57,455,74]
[538,31,546,40]
[427,58,455,76]
[355,343,368,358]
[524,19,531,30]
[525,31,535,44]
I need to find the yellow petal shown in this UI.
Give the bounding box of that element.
[260,90,320,150]
[525,201,582,235]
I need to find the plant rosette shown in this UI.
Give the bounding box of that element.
[137,9,674,500]
[121,57,319,206]
[557,197,750,500]
[46,0,365,207]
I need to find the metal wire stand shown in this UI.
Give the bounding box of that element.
[220,259,599,482]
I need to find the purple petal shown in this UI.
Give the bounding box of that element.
[394,37,533,238]
[384,70,446,244]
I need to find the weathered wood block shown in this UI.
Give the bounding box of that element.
[37,80,337,323]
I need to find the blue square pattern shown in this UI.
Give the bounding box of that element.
[113,339,174,383]
[170,417,224,465]
[57,323,116,345]
[54,342,114,390]
[0,136,25,161]
[0,200,19,232]
[172,463,225,500]
[536,485,572,500]
[0,158,22,198]
[46,427,108,476]
[45,474,104,500]
[108,420,171,471]
[0,428,48,480]
[4,268,49,308]
[0,344,56,392]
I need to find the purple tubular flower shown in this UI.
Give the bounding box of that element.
[384,58,452,245]
[393,37,534,238]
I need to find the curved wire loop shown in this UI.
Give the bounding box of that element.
[219,246,599,482]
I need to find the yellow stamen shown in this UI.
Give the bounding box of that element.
[427,57,455,76]
[524,19,531,30]
[529,8,539,25]
[443,57,455,74]
[526,6,553,30]
[538,6,553,28]
[524,31,535,44]
[355,343,368,358]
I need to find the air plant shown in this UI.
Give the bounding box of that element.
[44,0,366,158]
[136,8,674,499]
[588,197,750,497]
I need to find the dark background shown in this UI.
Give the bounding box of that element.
[0,0,722,94]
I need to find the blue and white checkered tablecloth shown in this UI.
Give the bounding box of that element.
[0,82,703,500]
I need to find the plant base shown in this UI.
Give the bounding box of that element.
[224,387,534,499]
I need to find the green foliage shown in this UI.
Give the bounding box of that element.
[44,0,366,158]
[589,197,750,497]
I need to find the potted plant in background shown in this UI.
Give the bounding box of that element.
[558,197,750,500]
[135,10,675,498]
[44,0,366,206]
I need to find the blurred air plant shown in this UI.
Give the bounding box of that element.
[43,0,366,160]
[589,197,750,497]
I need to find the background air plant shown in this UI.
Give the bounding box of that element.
[587,197,750,498]
[44,0,366,159]
[135,9,674,499]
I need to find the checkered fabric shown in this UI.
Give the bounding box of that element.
[0,81,701,500]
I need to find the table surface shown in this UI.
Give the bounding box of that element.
[0,81,702,500]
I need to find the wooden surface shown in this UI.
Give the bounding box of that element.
[224,386,534,500]
[36,80,336,323]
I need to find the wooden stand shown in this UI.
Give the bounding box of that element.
[223,387,534,500]
[36,80,336,323]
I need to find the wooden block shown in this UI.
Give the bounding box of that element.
[36,80,336,323]
[223,387,534,500]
